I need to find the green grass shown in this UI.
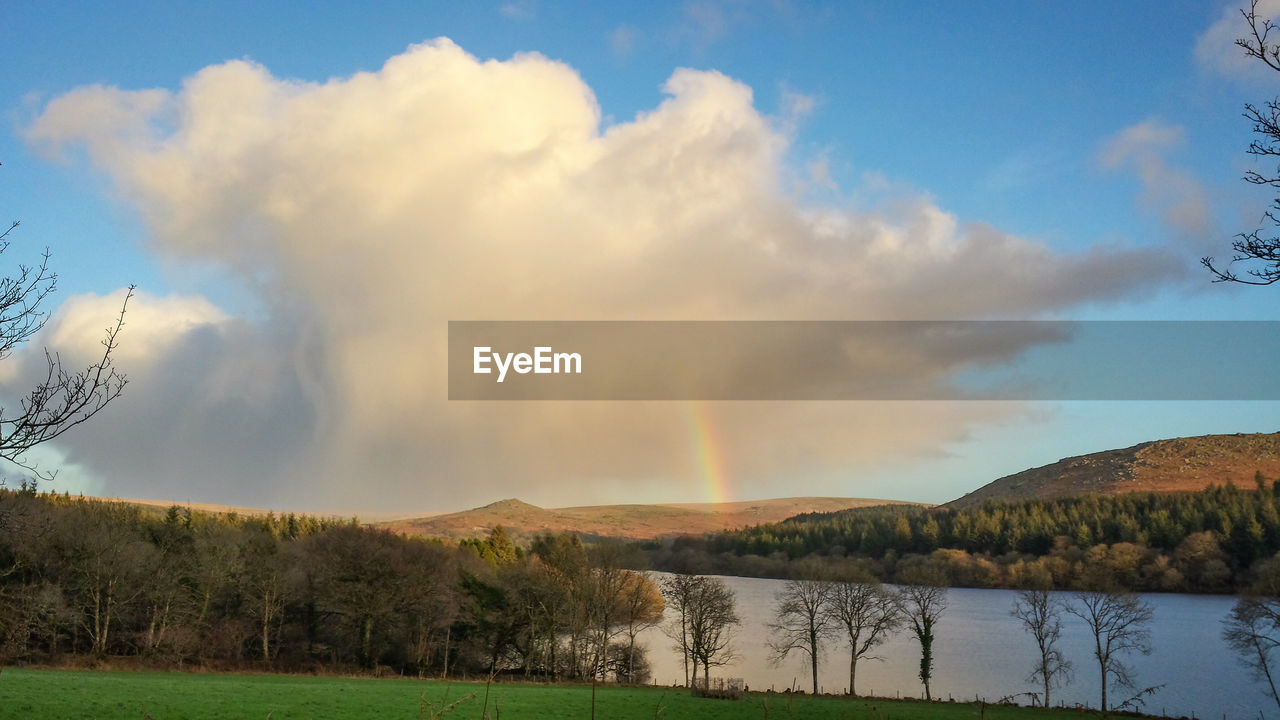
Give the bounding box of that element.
[0,668,1106,720]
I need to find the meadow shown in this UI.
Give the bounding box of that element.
[0,668,1111,720]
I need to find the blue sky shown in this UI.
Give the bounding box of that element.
[1,1,1278,513]
[3,1,1269,313]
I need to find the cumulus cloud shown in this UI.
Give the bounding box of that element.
[42,290,227,366]
[21,40,1186,511]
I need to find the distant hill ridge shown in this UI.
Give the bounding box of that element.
[946,431,1280,509]
[61,494,910,540]
[76,432,1280,540]
[381,496,917,541]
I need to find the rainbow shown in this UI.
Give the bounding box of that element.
[686,402,731,505]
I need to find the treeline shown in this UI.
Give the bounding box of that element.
[644,478,1280,593]
[0,487,663,680]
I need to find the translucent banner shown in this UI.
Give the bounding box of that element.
[447,321,1280,400]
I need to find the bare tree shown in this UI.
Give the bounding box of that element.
[661,573,692,685]
[684,575,738,694]
[768,573,834,695]
[660,572,700,686]
[899,579,947,701]
[1223,596,1280,714]
[0,218,133,478]
[1067,590,1153,711]
[1011,588,1072,707]
[1204,0,1280,285]
[826,572,901,697]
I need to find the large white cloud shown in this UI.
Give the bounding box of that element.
[20,40,1187,512]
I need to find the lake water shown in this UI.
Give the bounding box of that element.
[636,575,1272,719]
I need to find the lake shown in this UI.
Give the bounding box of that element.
[636,575,1271,719]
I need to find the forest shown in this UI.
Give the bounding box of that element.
[643,477,1280,593]
[0,486,669,680]
[8,478,1280,687]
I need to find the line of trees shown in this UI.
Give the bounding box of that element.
[763,564,1162,711]
[764,564,946,700]
[14,482,1280,714]
[765,564,944,699]
[0,487,664,682]
[644,480,1280,594]
[11,484,1280,714]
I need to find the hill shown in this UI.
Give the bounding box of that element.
[382,496,915,541]
[946,431,1280,509]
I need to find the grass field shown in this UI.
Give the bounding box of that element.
[0,668,1112,720]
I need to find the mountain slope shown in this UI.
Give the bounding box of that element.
[947,431,1280,509]
[383,496,914,541]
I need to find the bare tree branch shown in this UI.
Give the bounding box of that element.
[0,285,133,479]
[0,190,133,481]
[1224,595,1280,715]
[1206,0,1280,285]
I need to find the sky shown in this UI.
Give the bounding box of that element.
[1,1,1279,514]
